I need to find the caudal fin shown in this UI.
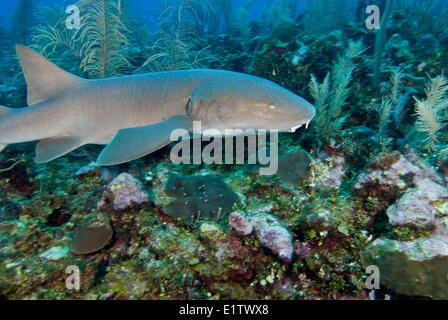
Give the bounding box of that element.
[15,45,83,105]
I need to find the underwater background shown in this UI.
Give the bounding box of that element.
[0,0,448,300]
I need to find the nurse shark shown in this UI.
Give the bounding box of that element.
[0,45,315,166]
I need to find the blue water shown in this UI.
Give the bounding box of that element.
[1,0,310,31]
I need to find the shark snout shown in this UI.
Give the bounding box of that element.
[285,99,315,132]
[305,103,316,123]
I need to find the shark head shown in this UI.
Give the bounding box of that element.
[188,74,316,133]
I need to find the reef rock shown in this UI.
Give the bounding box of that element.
[98,173,149,211]
[436,148,448,184]
[308,155,346,189]
[361,238,448,299]
[386,180,448,228]
[361,154,448,299]
[354,151,444,209]
[229,211,293,262]
[228,211,253,236]
[0,200,21,222]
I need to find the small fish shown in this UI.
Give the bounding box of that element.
[0,45,315,166]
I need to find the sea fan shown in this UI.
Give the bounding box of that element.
[76,0,131,78]
[414,75,448,151]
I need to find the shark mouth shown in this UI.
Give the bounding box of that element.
[289,125,303,133]
[289,120,312,133]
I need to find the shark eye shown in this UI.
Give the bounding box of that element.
[186,98,193,117]
[187,97,201,118]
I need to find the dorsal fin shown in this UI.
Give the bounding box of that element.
[15,45,83,105]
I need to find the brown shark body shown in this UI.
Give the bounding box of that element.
[0,45,315,165]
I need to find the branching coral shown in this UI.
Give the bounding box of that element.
[373,68,415,151]
[76,0,131,78]
[374,97,394,151]
[413,75,448,151]
[308,40,366,149]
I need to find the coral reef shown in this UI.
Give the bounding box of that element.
[0,0,448,301]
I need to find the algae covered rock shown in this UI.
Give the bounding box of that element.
[354,151,444,212]
[386,180,448,228]
[251,213,294,262]
[308,155,346,189]
[360,158,448,299]
[229,211,293,262]
[98,173,149,211]
[228,211,253,236]
[361,238,448,299]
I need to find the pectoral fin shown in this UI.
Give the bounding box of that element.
[96,115,192,166]
[36,136,84,163]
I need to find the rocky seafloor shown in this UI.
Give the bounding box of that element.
[0,142,447,300]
